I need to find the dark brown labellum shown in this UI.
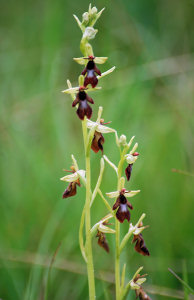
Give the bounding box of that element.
[72,91,94,120]
[113,194,133,223]
[135,287,152,300]
[125,164,133,181]
[62,182,77,198]
[96,231,109,253]
[132,234,150,256]
[81,60,101,88]
[91,131,105,153]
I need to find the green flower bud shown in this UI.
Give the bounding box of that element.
[91,6,98,15]
[83,27,98,40]
[119,134,127,146]
[82,12,89,25]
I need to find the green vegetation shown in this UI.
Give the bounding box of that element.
[0,0,194,299]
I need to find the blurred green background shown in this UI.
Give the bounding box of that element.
[0,0,194,299]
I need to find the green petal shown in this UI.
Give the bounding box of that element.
[96,124,115,133]
[97,66,116,79]
[98,224,115,234]
[79,75,85,87]
[73,57,88,65]
[137,278,146,285]
[106,191,119,198]
[125,190,140,197]
[62,87,79,94]
[77,170,86,180]
[94,57,108,64]
[60,172,79,182]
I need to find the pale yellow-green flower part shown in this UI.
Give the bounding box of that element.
[73,56,108,65]
[129,223,147,236]
[71,154,79,171]
[91,213,115,235]
[77,170,86,181]
[87,120,115,134]
[125,153,138,164]
[97,66,116,80]
[119,134,127,146]
[73,57,88,65]
[130,278,146,290]
[124,190,140,197]
[62,86,102,94]
[98,223,116,234]
[94,57,108,64]
[83,27,98,40]
[60,172,79,182]
[127,135,135,148]
[132,266,144,280]
[62,86,79,94]
[106,189,140,199]
[130,142,138,154]
[60,170,86,183]
[106,191,120,198]
[78,75,84,87]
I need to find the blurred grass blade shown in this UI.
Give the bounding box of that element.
[44,241,62,300]
[183,261,189,300]
[168,268,194,295]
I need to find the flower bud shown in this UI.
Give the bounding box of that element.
[119,134,127,146]
[82,12,89,24]
[83,27,98,40]
[125,154,137,164]
[91,6,98,14]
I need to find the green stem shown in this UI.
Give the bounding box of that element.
[115,146,128,300]
[82,117,96,300]
[115,219,121,300]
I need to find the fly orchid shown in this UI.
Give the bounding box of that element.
[60,155,86,198]
[62,82,101,120]
[106,188,140,223]
[87,117,115,153]
[74,56,107,88]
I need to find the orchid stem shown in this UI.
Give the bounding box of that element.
[115,146,128,300]
[82,117,96,300]
[115,219,121,299]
